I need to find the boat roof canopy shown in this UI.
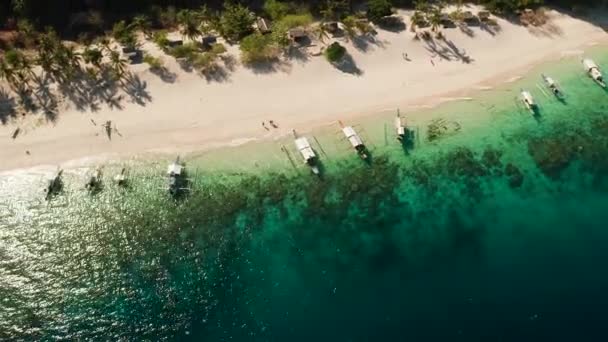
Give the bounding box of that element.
[583,59,599,71]
[342,126,364,147]
[295,137,316,160]
[167,163,183,175]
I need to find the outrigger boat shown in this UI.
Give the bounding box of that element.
[339,121,369,160]
[114,167,128,187]
[582,58,606,88]
[293,130,320,175]
[395,110,407,141]
[167,156,186,196]
[541,74,563,98]
[44,167,63,200]
[85,167,103,192]
[521,89,537,113]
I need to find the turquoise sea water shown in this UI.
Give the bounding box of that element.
[2,48,608,341]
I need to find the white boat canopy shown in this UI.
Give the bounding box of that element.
[521,90,535,105]
[342,126,364,148]
[295,137,316,161]
[583,58,599,72]
[395,117,405,136]
[167,163,183,175]
[544,76,556,86]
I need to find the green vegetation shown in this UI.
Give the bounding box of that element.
[143,53,164,70]
[219,3,255,42]
[325,42,346,63]
[366,0,393,23]
[240,33,278,63]
[264,0,291,21]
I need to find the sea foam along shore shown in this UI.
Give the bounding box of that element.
[1,7,607,172]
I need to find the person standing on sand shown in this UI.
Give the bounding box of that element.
[262,122,269,131]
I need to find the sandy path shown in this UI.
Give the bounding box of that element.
[1,8,606,171]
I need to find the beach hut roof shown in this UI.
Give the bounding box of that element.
[167,163,183,175]
[463,11,476,20]
[342,126,364,148]
[288,27,307,38]
[256,17,271,33]
[295,137,316,161]
[478,11,491,19]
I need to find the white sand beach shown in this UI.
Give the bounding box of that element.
[1,7,607,171]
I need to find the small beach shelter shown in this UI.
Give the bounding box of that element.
[256,17,271,34]
[462,11,479,25]
[288,27,308,44]
[478,11,491,21]
[323,21,340,34]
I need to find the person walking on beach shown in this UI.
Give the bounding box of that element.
[262,122,269,131]
[103,120,112,140]
[269,120,278,128]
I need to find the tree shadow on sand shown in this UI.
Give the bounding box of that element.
[150,66,178,83]
[424,38,474,64]
[352,33,387,53]
[245,57,292,75]
[0,88,18,125]
[332,52,363,76]
[121,74,152,106]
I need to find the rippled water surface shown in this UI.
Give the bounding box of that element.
[2,50,608,341]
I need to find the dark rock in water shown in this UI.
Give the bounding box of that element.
[505,163,524,188]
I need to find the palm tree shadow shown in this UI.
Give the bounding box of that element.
[122,73,152,106]
[0,88,17,125]
[150,67,178,83]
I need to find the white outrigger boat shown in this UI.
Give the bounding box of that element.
[44,167,63,200]
[339,121,369,160]
[521,89,537,113]
[293,130,320,175]
[85,167,103,192]
[395,110,407,141]
[114,167,128,187]
[541,74,563,98]
[167,156,186,196]
[582,58,606,88]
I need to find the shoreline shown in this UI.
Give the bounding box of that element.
[1,9,607,173]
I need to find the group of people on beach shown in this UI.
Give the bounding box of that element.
[262,120,279,131]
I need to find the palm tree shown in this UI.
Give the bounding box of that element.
[109,50,128,79]
[63,45,83,71]
[341,16,358,41]
[315,24,331,45]
[83,46,103,69]
[429,7,442,36]
[0,59,19,91]
[177,9,202,42]
[132,15,152,38]
[410,11,425,33]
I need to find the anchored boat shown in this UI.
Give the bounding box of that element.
[293,130,320,175]
[521,89,537,113]
[85,167,103,192]
[339,121,369,160]
[167,156,186,196]
[395,110,407,141]
[114,167,128,187]
[541,74,563,98]
[582,58,606,88]
[44,167,63,200]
